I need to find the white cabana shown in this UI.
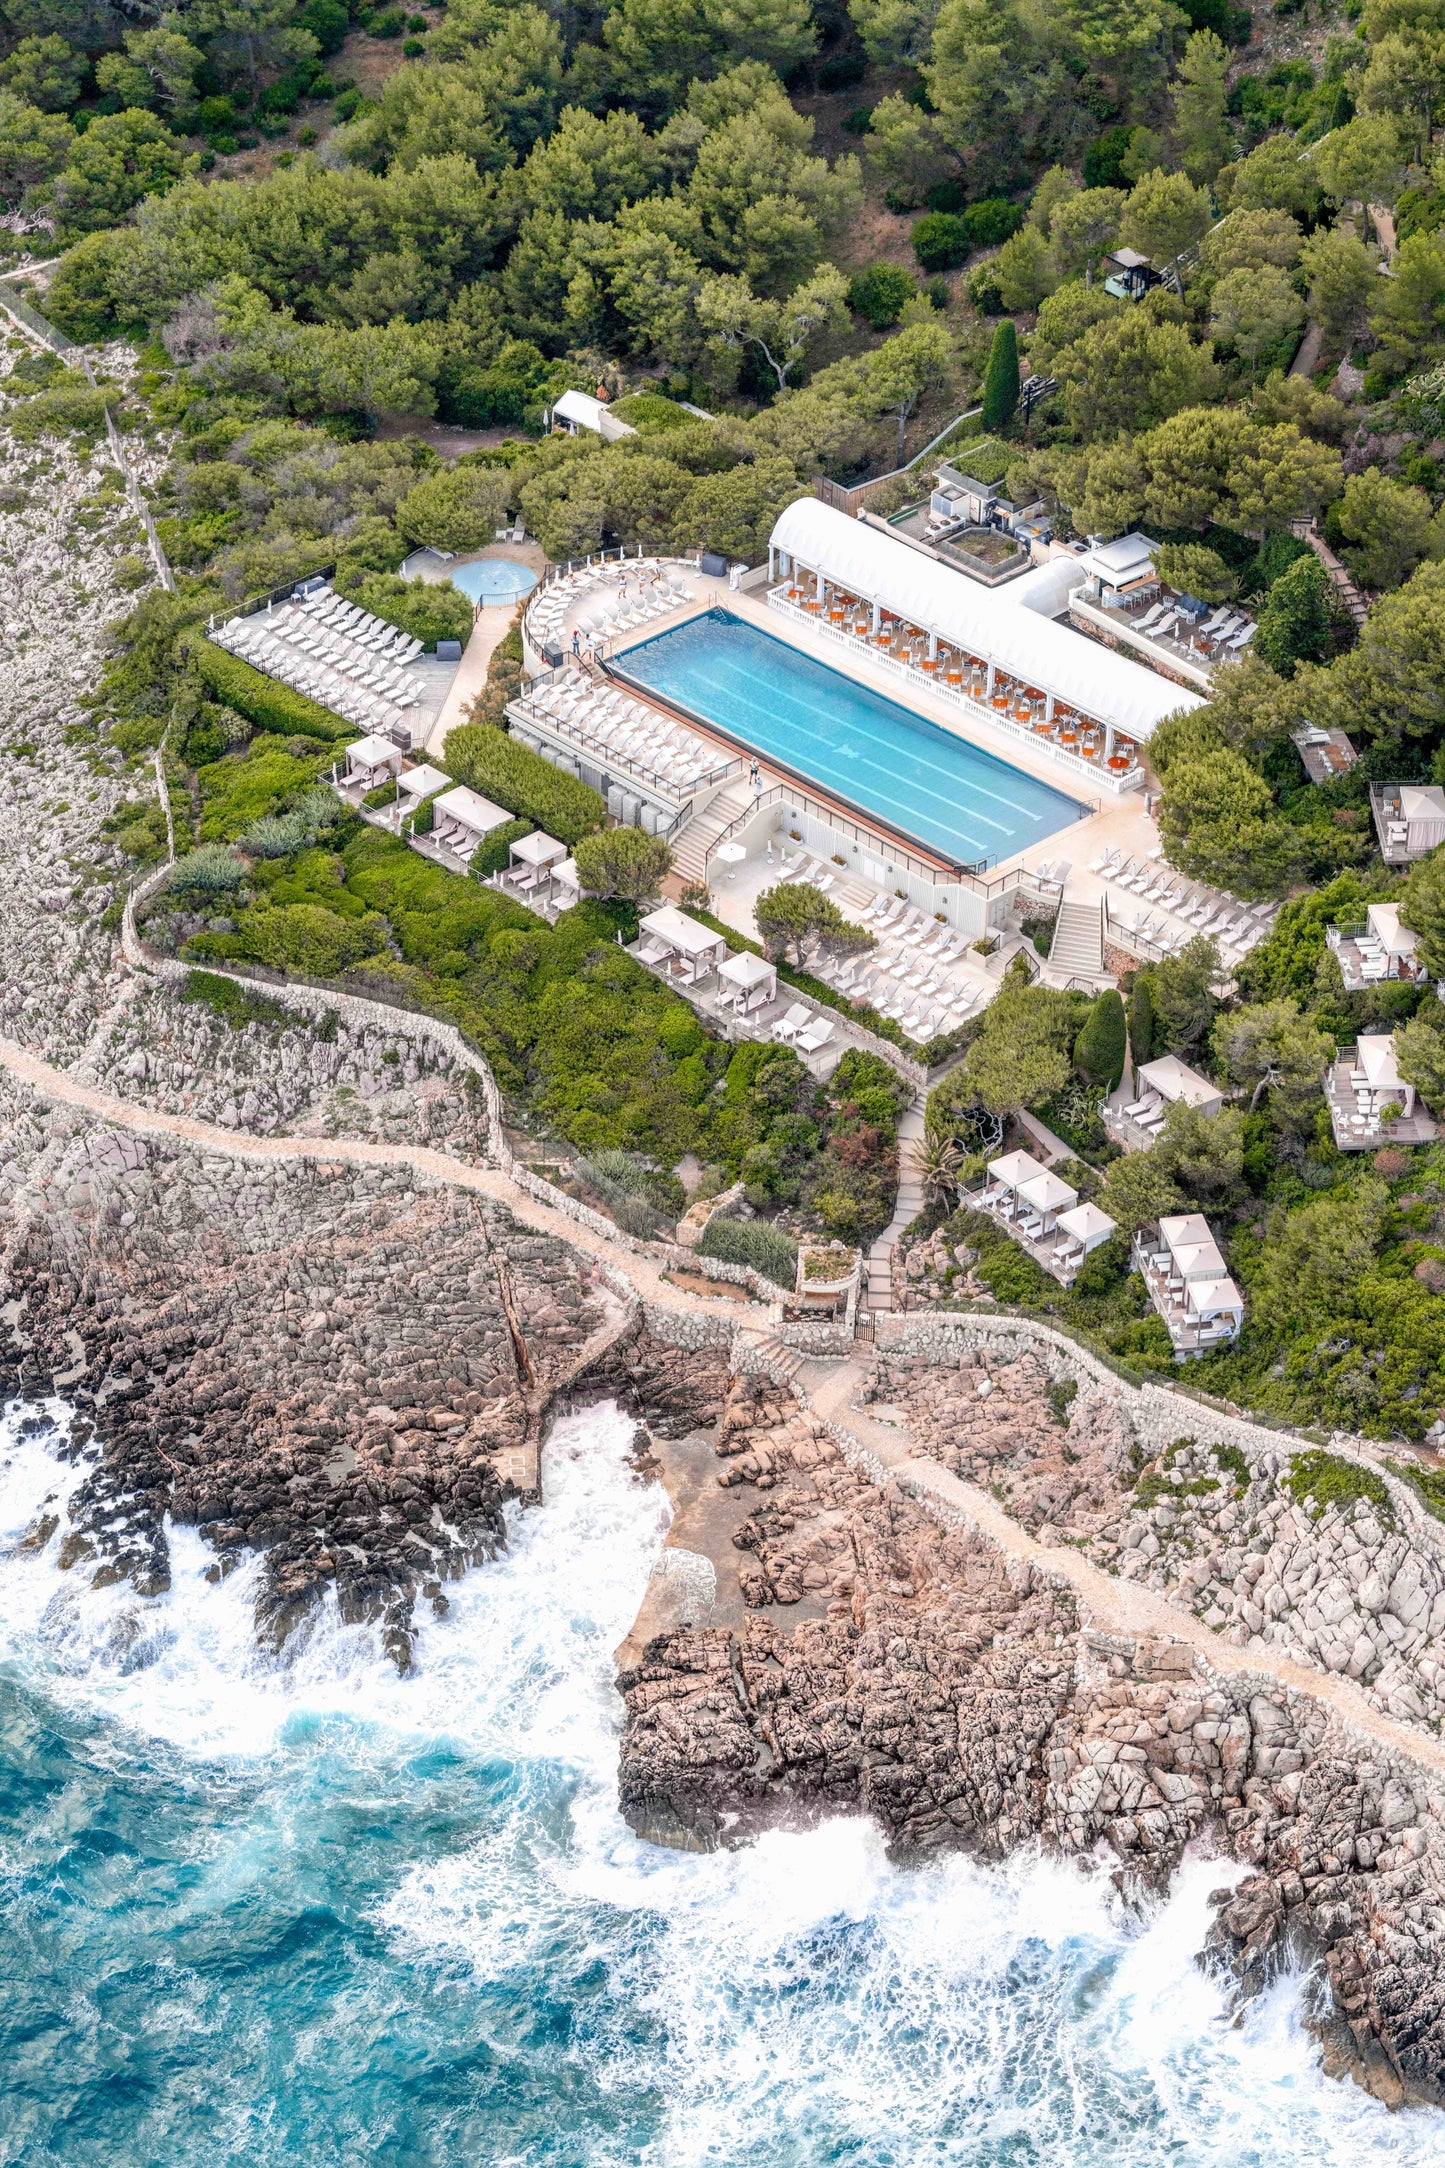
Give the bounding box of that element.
[1185,1275,1245,1326]
[984,1149,1045,1203]
[637,905,730,983]
[431,784,511,865]
[1400,786,1445,853]
[1137,1055,1224,1117]
[549,854,581,897]
[769,497,1202,753]
[1055,1201,1116,1255]
[345,732,404,786]
[1158,1213,1230,1280]
[1015,1168,1078,1226]
[1365,903,1419,962]
[1358,1032,1417,1117]
[511,829,568,869]
[718,949,777,1014]
[396,761,449,803]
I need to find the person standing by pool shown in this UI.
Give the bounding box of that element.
[749,757,761,798]
[571,628,581,658]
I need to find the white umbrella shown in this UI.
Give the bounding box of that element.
[715,841,747,881]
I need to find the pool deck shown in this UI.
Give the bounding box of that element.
[606,580,1163,915]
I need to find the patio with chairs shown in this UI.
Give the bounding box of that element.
[1325,903,1428,992]
[1325,1034,1439,1151]
[523,554,699,662]
[1088,842,1276,968]
[1131,1213,1244,1356]
[968,1150,1118,1286]
[212,582,448,742]
[798,877,1001,1042]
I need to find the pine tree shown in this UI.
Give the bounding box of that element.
[981,317,1019,433]
[1074,989,1128,1089]
[1253,554,1332,678]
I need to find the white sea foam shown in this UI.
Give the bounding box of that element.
[1,1395,1441,2166]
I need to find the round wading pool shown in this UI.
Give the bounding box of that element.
[448,558,538,605]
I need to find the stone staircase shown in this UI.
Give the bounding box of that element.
[670,779,756,886]
[739,1327,809,1382]
[866,1095,927,1312]
[1045,893,1106,986]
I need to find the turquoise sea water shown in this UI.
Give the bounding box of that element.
[614,610,1084,869]
[0,1395,1440,2167]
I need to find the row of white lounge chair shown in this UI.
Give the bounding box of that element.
[1087,846,1275,961]
[216,586,425,733]
[526,563,695,649]
[517,668,716,789]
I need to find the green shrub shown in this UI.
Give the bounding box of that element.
[912,212,971,271]
[444,722,605,846]
[191,638,356,743]
[962,198,1025,247]
[337,570,473,648]
[197,743,338,842]
[167,843,245,895]
[848,264,917,329]
[6,384,125,443]
[610,391,692,431]
[699,1214,798,1288]
[363,778,398,809]
[1284,1448,1394,1522]
[464,815,534,879]
[180,969,292,1028]
[247,901,389,976]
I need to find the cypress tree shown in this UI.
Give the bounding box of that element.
[1128,975,1157,1070]
[981,318,1019,433]
[1074,989,1128,1090]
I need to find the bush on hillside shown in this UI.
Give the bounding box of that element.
[699,1214,798,1289]
[191,639,356,742]
[336,570,473,648]
[444,722,606,845]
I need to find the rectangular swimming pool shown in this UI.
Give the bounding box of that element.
[614,610,1085,868]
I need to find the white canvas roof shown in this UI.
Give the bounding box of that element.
[640,906,729,957]
[396,762,449,798]
[771,498,1202,742]
[1138,1055,1223,1111]
[1367,902,1417,956]
[719,949,776,988]
[433,785,511,835]
[347,733,402,770]
[1358,1033,1407,1094]
[511,829,567,866]
[1401,786,1445,819]
[551,855,580,887]
[1080,533,1156,584]
[1159,1213,1228,1279]
[1016,1168,1078,1215]
[985,1149,1044,1190]
[1057,1201,1115,1247]
[1186,1275,1244,1318]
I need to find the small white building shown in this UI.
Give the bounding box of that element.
[717,948,777,1015]
[1137,1055,1225,1117]
[1374,783,1445,861]
[1132,1211,1244,1356]
[549,389,637,444]
[1078,533,1159,609]
[430,784,512,865]
[977,1151,1117,1284]
[635,905,730,985]
[344,733,404,791]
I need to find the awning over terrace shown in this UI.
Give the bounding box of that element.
[769,497,1202,745]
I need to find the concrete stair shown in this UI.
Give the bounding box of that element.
[866,1097,926,1312]
[738,1327,808,1382]
[671,779,756,885]
[1045,893,1105,985]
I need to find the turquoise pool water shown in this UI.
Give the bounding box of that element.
[616,609,1085,868]
[448,559,537,605]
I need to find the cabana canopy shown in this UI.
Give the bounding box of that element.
[511,829,568,867]
[346,733,403,773]
[1158,1213,1229,1280]
[1187,1275,1244,1319]
[719,950,776,990]
[1138,1054,1223,1115]
[1365,903,1417,958]
[550,855,580,889]
[1016,1168,1077,1216]
[396,761,449,799]
[432,784,510,835]
[770,497,1201,744]
[1358,1032,1414,1111]
[984,1149,1045,1191]
[639,905,729,958]
[1057,1201,1115,1251]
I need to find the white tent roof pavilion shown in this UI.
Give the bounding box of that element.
[639,906,729,958]
[1016,1167,1077,1218]
[433,784,511,836]
[1358,1032,1415,1112]
[346,733,403,775]
[1138,1054,1224,1114]
[396,762,449,799]
[1057,1201,1116,1252]
[984,1149,1045,1192]
[511,829,569,867]
[719,950,776,991]
[769,497,1201,749]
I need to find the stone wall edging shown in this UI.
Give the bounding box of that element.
[876,1309,1445,1559]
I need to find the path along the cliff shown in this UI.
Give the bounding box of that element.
[7,1030,1445,1788]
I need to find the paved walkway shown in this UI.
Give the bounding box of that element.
[0,1036,751,1326]
[801,1356,1445,1781]
[9,1034,1445,1781]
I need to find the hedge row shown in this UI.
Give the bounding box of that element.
[443,722,606,846]
[470,815,534,877]
[192,637,358,744]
